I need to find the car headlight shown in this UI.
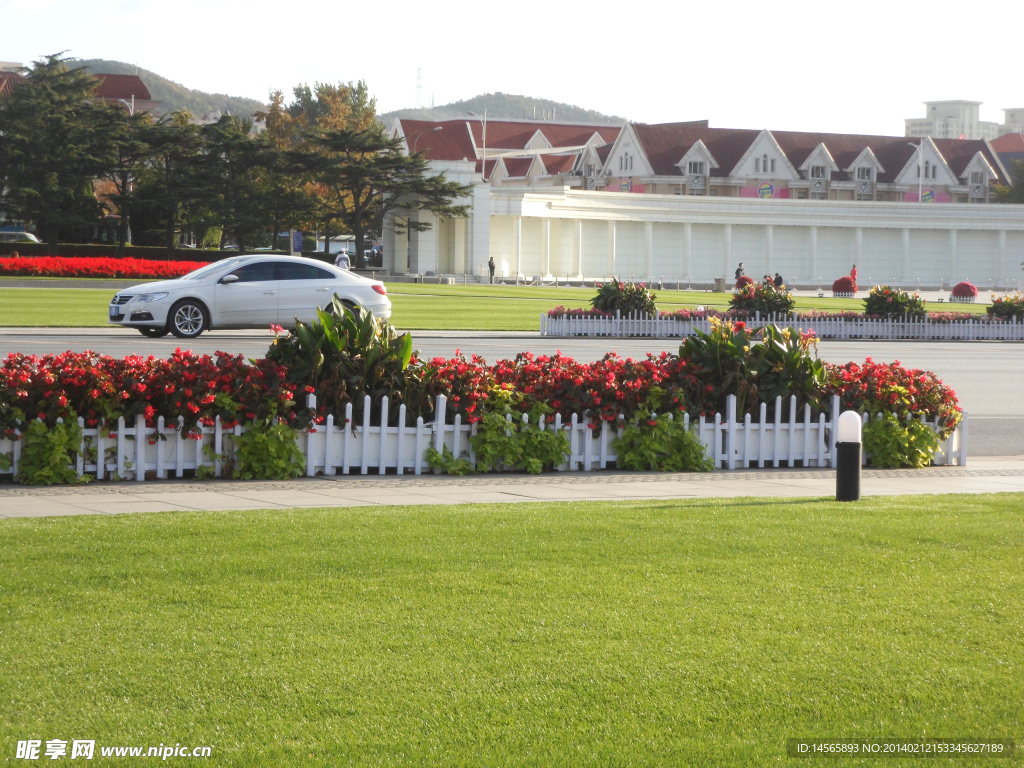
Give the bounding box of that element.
[135,292,169,303]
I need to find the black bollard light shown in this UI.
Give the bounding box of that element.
[835,411,862,502]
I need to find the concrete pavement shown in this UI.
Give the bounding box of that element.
[1,456,1021,519]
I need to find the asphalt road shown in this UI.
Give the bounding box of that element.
[2,328,1021,456]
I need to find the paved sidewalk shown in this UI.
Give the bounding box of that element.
[1,456,1022,519]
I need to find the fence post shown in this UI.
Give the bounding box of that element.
[396,405,407,475]
[960,411,968,467]
[725,395,737,470]
[342,402,353,475]
[116,416,126,479]
[379,395,390,475]
[433,395,447,474]
[361,395,372,475]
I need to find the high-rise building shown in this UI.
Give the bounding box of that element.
[905,101,1000,141]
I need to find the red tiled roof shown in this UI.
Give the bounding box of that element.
[0,70,25,97]
[397,119,478,161]
[502,157,535,178]
[93,74,152,101]
[540,154,577,174]
[630,123,1009,186]
[992,133,1024,153]
[595,144,613,163]
[468,120,621,151]
[474,158,499,180]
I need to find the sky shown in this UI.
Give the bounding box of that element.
[2,0,1021,135]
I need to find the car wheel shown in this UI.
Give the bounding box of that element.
[138,327,170,338]
[169,300,209,339]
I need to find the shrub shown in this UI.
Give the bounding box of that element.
[987,293,1024,321]
[227,419,305,480]
[729,282,795,316]
[832,275,857,294]
[825,357,960,435]
[862,412,940,469]
[736,275,754,290]
[0,256,209,279]
[951,281,977,299]
[546,306,610,319]
[590,278,656,317]
[863,285,927,319]
[614,412,714,472]
[16,419,89,485]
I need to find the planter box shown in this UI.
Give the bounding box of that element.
[541,311,1024,341]
[0,394,967,484]
[949,295,977,303]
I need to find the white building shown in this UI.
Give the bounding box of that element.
[905,101,1000,141]
[383,117,1024,289]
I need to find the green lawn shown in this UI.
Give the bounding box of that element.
[1,494,1021,766]
[0,285,988,330]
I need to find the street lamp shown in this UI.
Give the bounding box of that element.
[908,140,924,202]
[118,96,135,116]
[411,126,442,154]
[469,110,488,181]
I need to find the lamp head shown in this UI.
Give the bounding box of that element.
[837,410,862,444]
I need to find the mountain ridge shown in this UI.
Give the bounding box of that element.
[380,92,626,125]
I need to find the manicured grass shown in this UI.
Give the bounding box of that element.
[1,494,1021,766]
[0,284,989,330]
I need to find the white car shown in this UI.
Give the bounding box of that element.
[108,255,392,338]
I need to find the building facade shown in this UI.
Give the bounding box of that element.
[382,116,1023,288]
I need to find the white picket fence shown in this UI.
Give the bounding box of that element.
[540,311,1024,340]
[0,394,967,483]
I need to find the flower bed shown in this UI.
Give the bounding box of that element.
[832,275,857,298]
[950,281,978,303]
[0,310,967,483]
[0,256,210,280]
[988,293,1024,321]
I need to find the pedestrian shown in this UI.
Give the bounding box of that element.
[488,256,496,284]
[773,272,784,289]
[734,262,744,281]
[334,250,351,270]
[850,264,858,283]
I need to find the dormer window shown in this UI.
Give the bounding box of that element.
[970,171,985,184]
[811,165,827,179]
[857,167,872,181]
[688,160,705,175]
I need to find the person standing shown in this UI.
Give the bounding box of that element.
[488,256,496,284]
[773,272,784,289]
[334,251,351,270]
[734,262,744,281]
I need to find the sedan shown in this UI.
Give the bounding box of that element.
[108,256,391,338]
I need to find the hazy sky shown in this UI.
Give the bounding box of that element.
[3,0,1021,134]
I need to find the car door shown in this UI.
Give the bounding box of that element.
[276,261,337,325]
[213,261,279,327]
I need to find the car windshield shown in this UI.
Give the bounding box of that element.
[179,258,246,280]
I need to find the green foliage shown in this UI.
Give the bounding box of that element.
[992,160,1024,204]
[987,293,1024,321]
[590,278,657,317]
[0,54,111,245]
[227,419,305,480]
[289,126,471,266]
[729,282,795,316]
[267,295,416,426]
[0,450,10,470]
[863,285,927,319]
[16,419,89,485]
[679,320,827,419]
[425,445,475,476]
[614,412,714,472]
[381,92,626,124]
[471,405,569,474]
[862,413,940,469]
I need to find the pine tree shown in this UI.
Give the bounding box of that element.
[0,54,112,247]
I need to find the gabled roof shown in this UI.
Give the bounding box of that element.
[992,133,1024,153]
[393,118,478,161]
[595,144,614,164]
[625,122,1009,186]
[468,119,621,151]
[539,154,576,174]
[501,156,535,178]
[93,74,152,101]
[474,158,499,180]
[0,70,24,97]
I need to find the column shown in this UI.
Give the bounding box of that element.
[808,226,818,281]
[998,230,1007,283]
[948,229,958,286]
[542,218,551,278]
[764,225,773,277]
[854,227,863,274]
[644,221,653,278]
[683,222,692,279]
[722,223,732,279]
[574,219,583,276]
[607,220,616,278]
[901,228,910,283]
[514,216,522,277]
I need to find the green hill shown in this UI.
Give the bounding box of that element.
[74,58,266,118]
[381,92,625,125]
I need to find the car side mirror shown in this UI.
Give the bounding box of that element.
[220,274,239,284]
